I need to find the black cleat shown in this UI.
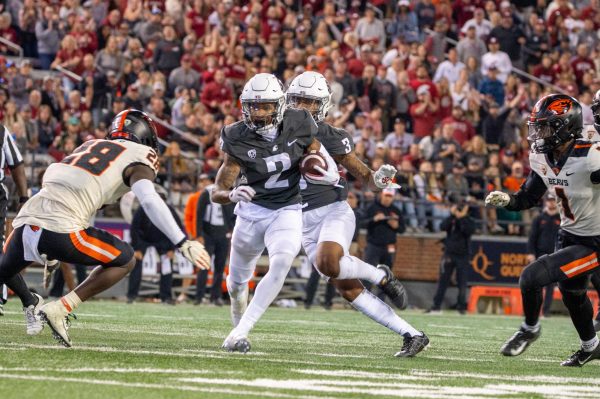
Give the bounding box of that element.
[395,332,429,357]
[377,265,408,310]
[561,344,600,367]
[500,327,541,356]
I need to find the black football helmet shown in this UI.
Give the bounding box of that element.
[591,89,600,134]
[527,94,583,154]
[107,109,159,153]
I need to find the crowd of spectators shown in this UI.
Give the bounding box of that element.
[0,0,599,235]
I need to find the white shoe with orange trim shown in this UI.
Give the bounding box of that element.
[39,300,71,347]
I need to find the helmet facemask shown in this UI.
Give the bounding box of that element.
[527,118,568,154]
[287,94,328,122]
[241,98,285,133]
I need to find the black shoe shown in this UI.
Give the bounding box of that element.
[561,343,600,367]
[126,298,135,304]
[161,299,176,306]
[395,332,429,357]
[211,298,224,307]
[458,309,466,315]
[0,303,3,316]
[500,326,541,356]
[377,265,408,310]
[323,302,332,310]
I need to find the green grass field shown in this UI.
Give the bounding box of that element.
[1,300,600,399]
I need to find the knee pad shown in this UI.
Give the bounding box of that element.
[519,257,551,291]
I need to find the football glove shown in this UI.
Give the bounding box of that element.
[179,240,210,270]
[485,191,511,207]
[228,186,256,203]
[306,151,340,186]
[373,164,401,189]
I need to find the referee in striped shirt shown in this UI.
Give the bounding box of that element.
[0,124,29,315]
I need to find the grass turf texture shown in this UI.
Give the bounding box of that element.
[1,301,599,399]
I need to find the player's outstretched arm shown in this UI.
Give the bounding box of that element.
[127,164,210,269]
[485,171,546,211]
[211,153,252,204]
[334,152,399,191]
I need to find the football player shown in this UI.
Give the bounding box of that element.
[486,94,600,366]
[0,109,210,347]
[212,73,400,353]
[287,71,427,357]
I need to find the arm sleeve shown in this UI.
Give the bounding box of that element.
[3,127,23,168]
[505,171,547,211]
[131,179,186,245]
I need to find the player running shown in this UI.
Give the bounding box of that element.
[212,73,402,353]
[0,109,210,347]
[287,71,427,357]
[486,94,600,366]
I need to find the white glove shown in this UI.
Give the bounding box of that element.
[228,185,256,203]
[485,191,511,207]
[306,151,340,186]
[373,164,401,189]
[179,240,210,270]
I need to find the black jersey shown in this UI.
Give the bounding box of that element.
[301,122,354,212]
[220,108,317,210]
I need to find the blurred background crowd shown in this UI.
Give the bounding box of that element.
[0,0,599,236]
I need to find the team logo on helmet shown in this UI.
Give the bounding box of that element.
[547,98,572,115]
[248,149,256,159]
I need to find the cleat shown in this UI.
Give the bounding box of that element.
[500,326,541,356]
[424,308,442,315]
[24,293,44,335]
[377,265,408,310]
[561,343,600,367]
[395,332,429,357]
[39,300,72,347]
[222,334,251,353]
[0,302,4,316]
[228,283,249,327]
[42,256,59,290]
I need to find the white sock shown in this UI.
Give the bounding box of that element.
[234,253,293,337]
[351,289,420,337]
[521,321,540,333]
[337,256,386,285]
[60,291,82,313]
[582,335,599,352]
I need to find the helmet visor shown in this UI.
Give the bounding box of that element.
[527,121,554,143]
[242,100,279,129]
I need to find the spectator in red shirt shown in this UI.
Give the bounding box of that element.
[570,43,595,84]
[410,65,439,101]
[185,0,208,38]
[51,36,84,93]
[532,54,556,84]
[410,85,440,140]
[68,17,98,56]
[441,105,476,146]
[200,70,233,114]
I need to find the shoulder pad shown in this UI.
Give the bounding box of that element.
[572,140,593,158]
[222,121,248,141]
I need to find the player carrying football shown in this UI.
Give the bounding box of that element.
[486,94,600,366]
[287,71,427,357]
[212,73,403,353]
[0,109,210,347]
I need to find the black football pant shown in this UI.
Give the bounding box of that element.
[520,230,600,341]
[196,235,229,301]
[304,266,336,307]
[432,254,469,311]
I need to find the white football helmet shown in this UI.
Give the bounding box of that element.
[286,71,332,122]
[240,73,286,134]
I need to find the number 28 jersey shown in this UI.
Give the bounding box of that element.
[220,108,317,210]
[13,139,159,232]
[529,140,600,236]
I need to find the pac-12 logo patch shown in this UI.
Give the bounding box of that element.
[248,149,256,159]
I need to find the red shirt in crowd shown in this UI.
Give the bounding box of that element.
[410,102,438,139]
[410,79,439,100]
[186,9,207,38]
[571,56,594,83]
[532,64,556,84]
[200,82,232,113]
[69,30,98,55]
[441,115,475,146]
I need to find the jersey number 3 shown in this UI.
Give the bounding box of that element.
[62,141,126,176]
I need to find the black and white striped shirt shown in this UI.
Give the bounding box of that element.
[0,125,24,183]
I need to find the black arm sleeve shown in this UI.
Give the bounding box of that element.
[505,171,547,211]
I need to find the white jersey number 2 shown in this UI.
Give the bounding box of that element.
[264,153,291,189]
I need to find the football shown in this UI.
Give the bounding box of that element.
[300,151,327,180]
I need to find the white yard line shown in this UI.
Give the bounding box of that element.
[0,374,333,399]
